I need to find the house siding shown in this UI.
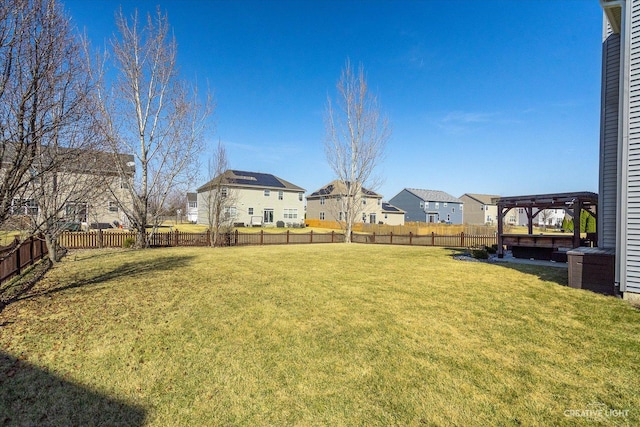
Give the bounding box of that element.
[389,190,425,222]
[389,189,463,224]
[600,26,620,250]
[624,0,640,293]
[197,187,304,226]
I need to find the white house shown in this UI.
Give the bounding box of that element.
[196,170,305,227]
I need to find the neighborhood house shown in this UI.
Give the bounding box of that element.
[306,180,405,226]
[389,188,463,224]
[196,170,305,227]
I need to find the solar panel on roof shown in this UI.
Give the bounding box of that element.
[230,170,285,188]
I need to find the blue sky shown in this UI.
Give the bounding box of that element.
[64,0,603,200]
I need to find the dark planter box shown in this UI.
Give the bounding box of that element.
[567,247,615,295]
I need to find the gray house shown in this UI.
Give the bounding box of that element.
[600,1,640,302]
[389,188,463,224]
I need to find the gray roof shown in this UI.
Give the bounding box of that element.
[460,193,501,205]
[187,192,197,202]
[197,169,305,193]
[381,202,404,213]
[308,180,381,198]
[404,188,463,204]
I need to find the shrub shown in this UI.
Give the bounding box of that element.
[123,237,136,248]
[485,245,497,254]
[471,248,489,259]
[276,220,285,228]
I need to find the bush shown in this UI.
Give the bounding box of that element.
[485,245,497,254]
[471,248,489,259]
[123,237,136,248]
[276,220,285,228]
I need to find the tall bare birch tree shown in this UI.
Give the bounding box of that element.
[96,8,212,248]
[0,0,100,261]
[324,59,390,242]
[202,140,237,247]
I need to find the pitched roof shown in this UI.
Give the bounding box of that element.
[196,169,305,193]
[186,192,197,202]
[404,188,463,204]
[308,180,381,198]
[381,202,404,213]
[460,193,501,205]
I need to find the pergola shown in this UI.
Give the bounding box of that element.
[495,192,598,259]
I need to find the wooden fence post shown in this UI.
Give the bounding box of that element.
[234,229,239,246]
[461,231,465,247]
[409,232,413,245]
[260,230,264,245]
[431,232,435,246]
[331,231,334,243]
[286,229,290,244]
[175,229,179,247]
[29,236,34,265]
[390,231,393,245]
[15,237,21,276]
[372,232,376,244]
[310,230,313,243]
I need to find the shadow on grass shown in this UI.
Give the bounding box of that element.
[491,261,568,286]
[445,247,568,286]
[1,254,196,314]
[0,351,146,426]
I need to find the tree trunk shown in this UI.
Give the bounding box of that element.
[44,233,61,264]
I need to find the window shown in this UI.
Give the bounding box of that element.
[362,213,367,222]
[481,205,485,211]
[298,192,303,201]
[460,204,463,211]
[65,202,88,222]
[339,212,343,221]
[188,201,197,208]
[369,213,376,224]
[223,206,237,219]
[120,178,130,189]
[452,207,455,213]
[108,201,119,212]
[278,191,283,200]
[248,207,254,215]
[264,189,270,197]
[435,202,439,209]
[443,202,447,207]
[320,197,325,205]
[221,187,228,198]
[377,199,381,206]
[363,199,367,205]
[447,214,451,221]
[284,209,298,219]
[11,199,38,216]
[263,209,274,223]
[420,201,424,209]
[320,212,325,220]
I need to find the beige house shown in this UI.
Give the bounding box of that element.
[306,180,405,225]
[459,193,500,225]
[196,170,305,227]
[11,150,134,230]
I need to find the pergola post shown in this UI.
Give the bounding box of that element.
[497,205,505,258]
[573,200,583,248]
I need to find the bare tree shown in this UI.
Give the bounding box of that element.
[202,140,237,247]
[324,59,390,242]
[0,0,101,262]
[95,8,212,248]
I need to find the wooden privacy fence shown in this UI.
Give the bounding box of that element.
[58,229,496,249]
[0,235,48,284]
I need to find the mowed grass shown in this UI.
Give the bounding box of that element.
[1,245,639,426]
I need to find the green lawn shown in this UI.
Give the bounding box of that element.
[1,244,639,426]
